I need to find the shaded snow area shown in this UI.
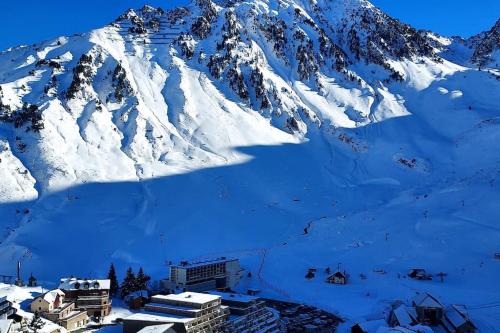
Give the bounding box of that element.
[0,0,499,331]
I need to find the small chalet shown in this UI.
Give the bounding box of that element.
[408,269,432,281]
[388,304,417,327]
[305,269,316,279]
[31,289,65,313]
[247,289,260,296]
[326,271,348,285]
[30,289,89,332]
[441,305,476,333]
[124,290,150,309]
[412,293,444,325]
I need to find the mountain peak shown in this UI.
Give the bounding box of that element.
[471,18,500,67]
[1,3,500,330]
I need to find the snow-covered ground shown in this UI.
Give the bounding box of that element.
[0,284,66,333]
[0,283,132,333]
[0,0,499,331]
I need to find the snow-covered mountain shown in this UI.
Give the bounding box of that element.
[470,19,500,67]
[1,0,499,330]
[428,18,500,69]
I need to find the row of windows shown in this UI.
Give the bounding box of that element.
[73,282,101,289]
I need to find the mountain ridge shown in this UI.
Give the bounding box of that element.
[0,1,499,330]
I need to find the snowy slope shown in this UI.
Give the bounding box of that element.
[0,0,499,331]
[428,18,500,69]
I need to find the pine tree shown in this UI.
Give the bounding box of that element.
[29,311,45,333]
[136,267,151,291]
[107,263,119,296]
[120,267,136,299]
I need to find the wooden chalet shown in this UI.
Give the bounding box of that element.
[389,304,418,327]
[441,305,476,333]
[305,269,316,280]
[124,290,150,310]
[326,271,348,285]
[412,293,444,325]
[408,269,432,280]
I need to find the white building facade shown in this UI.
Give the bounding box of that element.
[123,292,229,333]
[163,257,242,293]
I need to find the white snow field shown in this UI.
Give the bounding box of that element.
[0,0,499,331]
[0,284,65,333]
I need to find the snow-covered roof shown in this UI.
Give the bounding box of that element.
[377,325,433,333]
[391,304,416,326]
[124,290,149,300]
[137,324,175,333]
[152,292,220,305]
[412,293,443,309]
[39,289,65,304]
[377,327,414,333]
[329,271,347,279]
[208,291,259,303]
[354,319,387,331]
[58,278,110,290]
[443,305,475,329]
[146,302,202,314]
[123,312,193,324]
[0,319,13,333]
[171,257,238,269]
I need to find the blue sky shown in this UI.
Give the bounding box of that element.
[0,0,498,50]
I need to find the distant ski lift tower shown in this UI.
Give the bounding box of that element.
[15,261,23,286]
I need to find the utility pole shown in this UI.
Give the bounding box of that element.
[15,261,23,286]
[436,272,447,283]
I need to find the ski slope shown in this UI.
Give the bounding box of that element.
[0,1,499,331]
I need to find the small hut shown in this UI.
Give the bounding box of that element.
[441,305,476,333]
[326,271,347,285]
[305,268,316,280]
[247,289,260,296]
[389,304,417,327]
[124,290,150,310]
[407,269,432,280]
[412,292,444,325]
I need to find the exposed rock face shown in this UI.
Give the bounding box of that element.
[0,4,499,329]
[471,19,500,67]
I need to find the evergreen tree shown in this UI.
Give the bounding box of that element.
[135,267,151,291]
[29,311,45,333]
[120,267,136,299]
[107,263,119,296]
